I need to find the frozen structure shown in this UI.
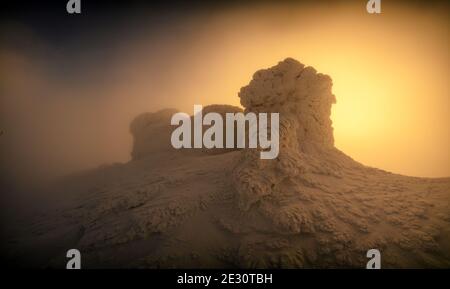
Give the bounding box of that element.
[5,58,450,268]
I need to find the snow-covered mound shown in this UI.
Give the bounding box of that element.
[5,59,450,268]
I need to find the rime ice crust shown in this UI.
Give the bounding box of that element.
[130,105,243,159]
[130,108,179,160]
[239,58,335,148]
[232,58,450,267]
[6,58,450,269]
[233,58,339,210]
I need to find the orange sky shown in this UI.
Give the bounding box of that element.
[1,1,449,179]
[174,2,449,177]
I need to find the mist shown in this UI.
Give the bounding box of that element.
[1,0,449,196]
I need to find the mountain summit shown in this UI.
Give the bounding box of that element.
[6,59,450,268]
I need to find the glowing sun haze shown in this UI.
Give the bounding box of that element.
[1,1,449,180]
[179,2,449,177]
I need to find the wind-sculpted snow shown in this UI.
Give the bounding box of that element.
[239,58,335,148]
[234,58,338,210]
[5,58,450,268]
[231,58,450,267]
